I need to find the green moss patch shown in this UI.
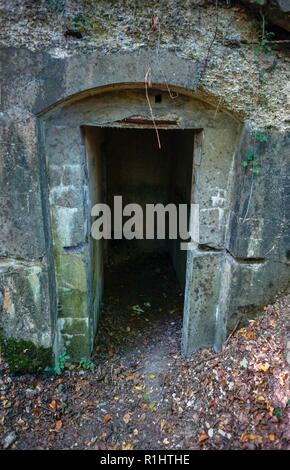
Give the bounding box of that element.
[0,331,52,374]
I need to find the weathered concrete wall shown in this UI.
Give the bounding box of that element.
[106,128,172,256]
[0,1,289,366]
[84,127,104,350]
[170,130,195,289]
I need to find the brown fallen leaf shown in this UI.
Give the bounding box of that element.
[123,412,132,424]
[103,414,112,423]
[49,400,58,411]
[198,433,209,443]
[241,433,262,444]
[55,420,63,431]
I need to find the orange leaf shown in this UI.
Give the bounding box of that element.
[49,400,58,411]
[103,414,112,423]
[241,433,262,443]
[55,420,63,431]
[198,433,208,443]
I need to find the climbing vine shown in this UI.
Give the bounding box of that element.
[241,131,268,177]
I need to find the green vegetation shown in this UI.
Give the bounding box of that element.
[79,357,96,371]
[255,31,275,54]
[0,331,52,374]
[241,132,268,176]
[45,351,70,376]
[47,0,65,14]
[71,13,93,32]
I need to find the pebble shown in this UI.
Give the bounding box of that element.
[25,388,36,398]
[57,383,65,393]
[3,431,17,449]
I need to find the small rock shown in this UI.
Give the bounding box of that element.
[57,383,65,393]
[3,431,17,449]
[208,428,214,438]
[25,388,36,398]
[224,33,241,47]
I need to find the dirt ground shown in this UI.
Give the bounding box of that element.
[0,254,289,450]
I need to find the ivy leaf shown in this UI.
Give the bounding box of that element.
[253,166,262,176]
[255,132,268,142]
[273,407,283,418]
[247,151,256,161]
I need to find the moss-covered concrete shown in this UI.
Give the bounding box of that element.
[0,330,52,374]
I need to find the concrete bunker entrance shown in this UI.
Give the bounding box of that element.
[84,126,195,355]
[42,86,240,362]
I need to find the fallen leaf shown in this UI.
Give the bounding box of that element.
[123,412,132,424]
[268,433,277,442]
[241,433,262,444]
[148,373,156,379]
[103,414,112,423]
[49,400,58,411]
[122,442,134,450]
[55,420,63,431]
[259,363,270,372]
[198,433,208,443]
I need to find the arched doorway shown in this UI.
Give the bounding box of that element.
[40,86,241,360]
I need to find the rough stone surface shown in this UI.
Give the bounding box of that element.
[0,260,52,348]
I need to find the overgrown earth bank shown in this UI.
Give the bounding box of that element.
[0,256,289,450]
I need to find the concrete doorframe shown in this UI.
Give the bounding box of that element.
[40,85,241,361]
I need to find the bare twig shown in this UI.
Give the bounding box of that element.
[225,318,241,344]
[145,67,161,149]
[200,0,219,82]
